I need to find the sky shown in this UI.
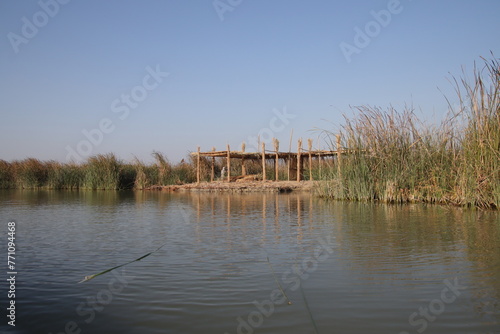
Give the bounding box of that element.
[1,0,499,163]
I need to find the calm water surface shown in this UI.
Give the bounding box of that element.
[0,190,499,334]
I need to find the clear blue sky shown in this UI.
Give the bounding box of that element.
[1,0,499,163]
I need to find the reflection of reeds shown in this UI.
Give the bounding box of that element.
[317,55,500,209]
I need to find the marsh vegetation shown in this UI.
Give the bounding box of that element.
[316,56,500,209]
[0,152,196,190]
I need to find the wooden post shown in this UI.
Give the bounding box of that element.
[196,146,201,184]
[226,144,231,182]
[274,138,279,181]
[297,139,302,181]
[261,142,266,181]
[336,134,342,177]
[318,152,322,179]
[308,138,313,181]
[241,142,246,176]
[287,155,290,181]
[210,147,215,182]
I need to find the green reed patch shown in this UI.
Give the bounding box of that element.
[316,55,499,209]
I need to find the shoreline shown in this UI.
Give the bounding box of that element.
[145,180,316,193]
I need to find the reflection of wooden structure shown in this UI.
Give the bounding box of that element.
[192,136,344,184]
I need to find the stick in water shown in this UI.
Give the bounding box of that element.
[300,283,320,334]
[266,256,292,305]
[78,243,167,283]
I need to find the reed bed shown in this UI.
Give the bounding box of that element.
[0,152,196,190]
[132,158,156,190]
[152,151,196,186]
[316,55,500,209]
[83,154,121,190]
[0,160,16,189]
[46,161,84,190]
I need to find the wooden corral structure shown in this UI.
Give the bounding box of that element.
[192,135,345,184]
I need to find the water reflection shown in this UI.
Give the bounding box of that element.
[0,190,499,333]
[177,194,500,326]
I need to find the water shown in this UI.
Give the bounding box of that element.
[0,190,499,334]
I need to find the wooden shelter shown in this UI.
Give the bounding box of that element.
[192,136,344,184]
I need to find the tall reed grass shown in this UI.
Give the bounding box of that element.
[0,152,196,190]
[0,160,16,189]
[456,56,500,208]
[83,154,121,190]
[316,55,500,209]
[153,151,196,186]
[46,161,84,189]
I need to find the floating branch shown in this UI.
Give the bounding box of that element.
[266,256,292,305]
[78,243,167,283]
[300,283,320,334]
